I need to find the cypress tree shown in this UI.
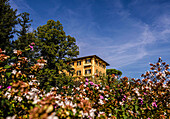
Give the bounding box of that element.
[0,0,17,50]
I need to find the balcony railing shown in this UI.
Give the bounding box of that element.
[84,73,92,76]
[83,63,92,66]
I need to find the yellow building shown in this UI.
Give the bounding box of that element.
[68,55,110,77]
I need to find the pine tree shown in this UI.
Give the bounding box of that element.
[0,0,17,50]
[36,20,79,90]
[13,12,33,50]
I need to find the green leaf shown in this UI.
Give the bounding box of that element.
[11,56,17,59]
[135,105,138,111]
[6,72,11,77]
[4,65,12,69]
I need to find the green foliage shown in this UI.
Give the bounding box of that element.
[13,12,33,51]
[35,20,79,90]
[0,0,17,50]
[106,69,122,77]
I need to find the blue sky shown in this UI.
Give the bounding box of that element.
[10,0,170,78]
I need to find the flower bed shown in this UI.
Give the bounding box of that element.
[0,46,169,119]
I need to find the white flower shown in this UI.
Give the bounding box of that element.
[11,70,17,75]
[29,82,33,85]
[13,49,17,54]
[76,87,80,91]
[85,97,89,100]
[29,75,34,78]
[98,99,104,105]
[33,99,41,104]
[26,95,30,99]
[18,97,22,102]
[6,115,16,119]
[119,101,123,105]
[72,109,76,115]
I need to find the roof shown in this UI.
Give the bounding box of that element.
[72,55,110,66]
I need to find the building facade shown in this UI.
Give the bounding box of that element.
[68,55,109,77]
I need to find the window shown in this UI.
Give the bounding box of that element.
[85,69,91,74]
[85,59,91,64]
[70,62,74,66]
[77,70,81,75]
[99,62,102,67]
[69,72,74,76]
[95,60,98,65]
[103,64,105,69]
[96,69,98,73]
[77,61,81,66]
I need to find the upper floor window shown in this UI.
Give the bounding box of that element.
[95,60,98,65]
[99,62,102,67]
[103,64,105,69]
[77,61,81,66]
[77,70,81,75]
[85,69,91,74]
[85,59,91,64]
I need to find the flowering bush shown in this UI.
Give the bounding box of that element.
[0,46,169,118]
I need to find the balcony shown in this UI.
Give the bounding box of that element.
[84,73,92,76]
[83,63,92,66]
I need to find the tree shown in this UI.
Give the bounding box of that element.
[13,12,33,50]
[106,69,122,78]
[0,0,17,50]
[36,20,79,90]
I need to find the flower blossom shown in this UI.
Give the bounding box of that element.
[7,86,11,89]
[100,95,104,99]
[152,101,157,108]
[30,45,34,51]
[89,81,94,85]
[85,82,88,85]
[138,97,143,105]
[85,78,89,82]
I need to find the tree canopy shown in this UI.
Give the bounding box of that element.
[35,20,79,90]
[106,69,122,77]
[0,0,17,50]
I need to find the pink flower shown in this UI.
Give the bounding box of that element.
[148,118,150,119]
[85,78,89,82]
[89,81,94,85]
[7,86,11,89]
[0,85,2,88]
[31,42,35,45]
[138,97,143,105]
[85,82,88,85]
[144,92,147,95]
[29,45,34,51]
[122,98,126,101]
[94,84,98,87]
[152,101,157,108]
[30,45,33,49]
[100,95,104,99]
